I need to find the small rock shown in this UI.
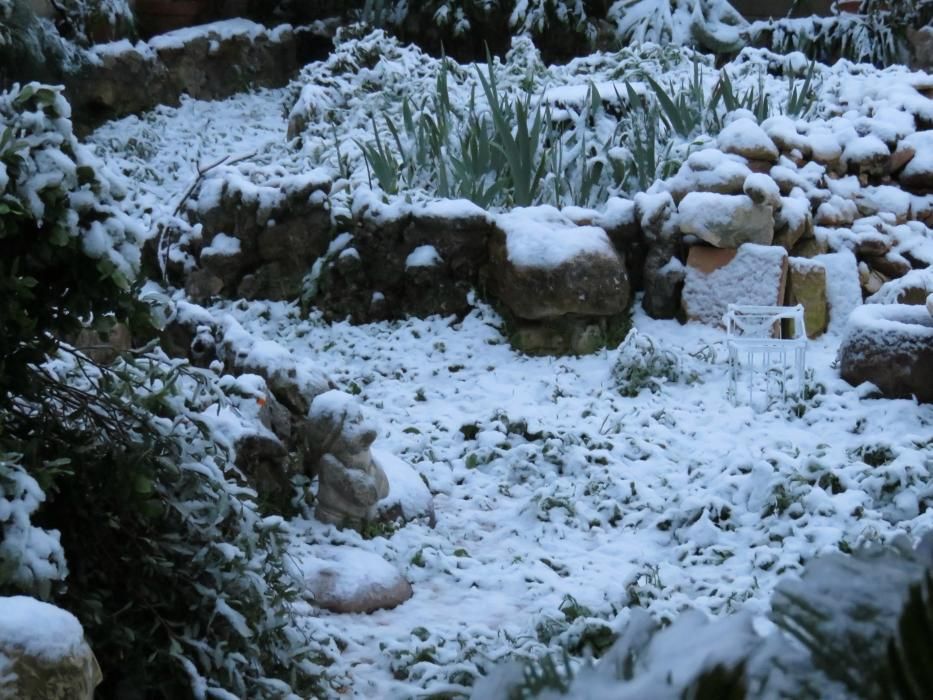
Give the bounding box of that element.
[743,173,781,207]
[302,547,413,614]
[678,193,774,248]
[642,254,685,320]
[773,197,812,251]
[717,118,779,162]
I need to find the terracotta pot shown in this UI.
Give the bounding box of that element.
[135,0,212,38]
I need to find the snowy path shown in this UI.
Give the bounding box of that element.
[90,88,933,698]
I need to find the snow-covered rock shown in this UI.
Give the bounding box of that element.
[491,207,630,321]
[682,244,788,325]
[717,118,779,162]
[0,597,102,700]
[300,546,413,614]
[678,193,774,248]
[372,449,436,527]
[838,304,933,402]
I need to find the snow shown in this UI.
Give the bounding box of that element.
[201,233,241,257]
[498,206,616,269]
[717,118,778,160]
[299,545,405,602]
[148,19,281,51]
[73,31,933,697]
[815,251,863,333]
[0,597,85,660]
[405,245,442,269]
[841,134,889,167]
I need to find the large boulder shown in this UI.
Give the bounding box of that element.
[0,597,102,699]
[838,304,933,402]
[678,192,774,248]
[682,244,789,325]
[490,206,629,320]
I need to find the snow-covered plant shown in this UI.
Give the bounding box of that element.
[746,1,933,67]
[0,83,336,696]
[481,539,933,699]
[611,330,690,397]
[608,0,747,54]
[46,0,134,45]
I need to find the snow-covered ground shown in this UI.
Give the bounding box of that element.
[87,58,933,698]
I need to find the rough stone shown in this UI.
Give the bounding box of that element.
[302,547,413,614]
[597,197,646,289]
[678,193,774,248]
[508,314,631,356]
[73,322,132,365]
[642,252,685,320]
[838,304,933,402]
[791,235,829,258]
[665,150,751,203]
[317,198,496,322]
[786,258,829,338]
[717,118,779,162]
[490,208,629,321]
[898,130,933,191]
[0,597,102,700]
[682,244,789,325]
[773,197,812,251]
[234,431,290,503]
[864,253,912,279]
[842,135,891,178]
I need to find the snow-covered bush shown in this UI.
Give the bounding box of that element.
[611,330,693,396]
[0,83,335,696]
[479,539,933,698]
[318,31,819,208]
[609,0,746,53]
[746,0,933,67]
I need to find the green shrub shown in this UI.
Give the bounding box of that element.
[0,83,333,697]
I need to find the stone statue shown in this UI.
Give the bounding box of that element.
[307,391,389,528]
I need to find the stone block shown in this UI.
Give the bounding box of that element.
[682,244,789,326]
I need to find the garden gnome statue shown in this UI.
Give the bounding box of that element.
[307,390,389,527]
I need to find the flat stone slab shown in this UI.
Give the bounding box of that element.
[682,244,789,325]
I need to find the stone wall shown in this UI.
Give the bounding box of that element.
[63,19,308,131]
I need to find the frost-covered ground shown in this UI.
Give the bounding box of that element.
[87,50,933,697]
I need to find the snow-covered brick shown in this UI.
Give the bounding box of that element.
[682,243,788,325]
[787,257,829,338]
[815,250,863,333]
[678,192,774,248]
[717,118,779,162]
